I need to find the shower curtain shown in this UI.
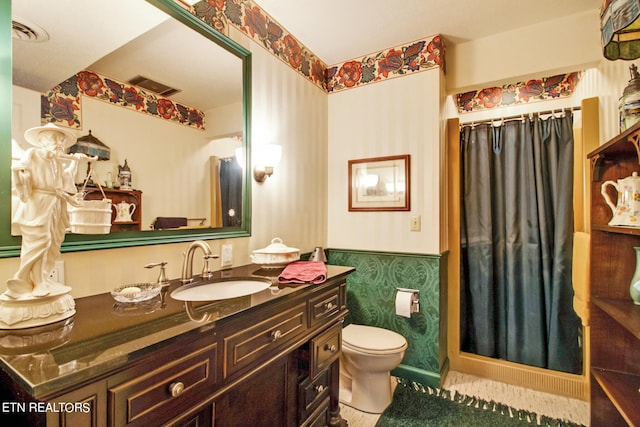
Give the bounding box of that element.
[220,157,243,227]
[210,156,243,228]
[459,114,582,374]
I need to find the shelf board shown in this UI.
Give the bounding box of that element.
[592,224,640,236]
[588,121,640,159]
[588,122,640,181]
[591,368,640,426]
[592,297,640,340]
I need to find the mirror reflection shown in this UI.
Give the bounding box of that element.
[10,0,248,244]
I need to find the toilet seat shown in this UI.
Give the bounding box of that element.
[342,324,407,355]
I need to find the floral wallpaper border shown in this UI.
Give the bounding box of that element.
[182,0,585,111]
[189,0,327,91]
[41,70,206,131]
[455,71,583,113]
[185,0,577,110]
[325,35,444,93]
[185,1,445,94]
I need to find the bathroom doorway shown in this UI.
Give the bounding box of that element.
[458,113,581,374]
[445,97,598,400]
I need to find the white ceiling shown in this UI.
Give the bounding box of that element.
[256,0,603,65]
[12,0,603,111]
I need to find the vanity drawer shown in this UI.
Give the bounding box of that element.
[108,341,217,427]
[222,302,307,379]
[300,397,330,427]
[310,323,341,378]
[308,287,340,328]
[339,280,347,310]
[298,368,330,421]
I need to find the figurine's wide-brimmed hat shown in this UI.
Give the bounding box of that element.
[24,123,77,148]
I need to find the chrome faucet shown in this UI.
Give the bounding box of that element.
[181,240,218,283]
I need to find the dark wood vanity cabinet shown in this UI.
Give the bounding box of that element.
[215,351,299,426]
[46,381,108,427]
[0,266,353,427]
[108,337,218,426]
[213,280,347,427]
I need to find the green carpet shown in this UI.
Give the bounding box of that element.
[375,380,586,427]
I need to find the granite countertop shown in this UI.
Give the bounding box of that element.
[0,264,354,399]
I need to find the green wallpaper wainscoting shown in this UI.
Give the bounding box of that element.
[328,249,446,388]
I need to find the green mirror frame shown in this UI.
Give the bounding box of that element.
[0,0,252,258]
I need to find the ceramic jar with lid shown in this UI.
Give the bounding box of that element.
[619,64,640,132]
[251,237,300,268]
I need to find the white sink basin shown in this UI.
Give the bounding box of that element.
[170,277,272,301]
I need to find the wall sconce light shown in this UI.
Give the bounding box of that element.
[253,144,282,182]
[234,146,245,168]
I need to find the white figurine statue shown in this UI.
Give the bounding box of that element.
[1,123,85,328]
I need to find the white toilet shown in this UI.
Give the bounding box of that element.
[339,324,408,413]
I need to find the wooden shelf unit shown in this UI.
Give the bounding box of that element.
[79,187,143,232]
[588,121,640,426]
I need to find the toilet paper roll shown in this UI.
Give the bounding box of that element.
[395,290,413,318]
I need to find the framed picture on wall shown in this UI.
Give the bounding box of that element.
[348,154,410,211]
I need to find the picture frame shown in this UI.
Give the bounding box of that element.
[348,154,410,211]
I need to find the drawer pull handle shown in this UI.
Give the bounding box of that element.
[271,329,283,341]
[324,344,337,353]
[324,302,335,312]
[314,385,326,394]
[169,381,185,398]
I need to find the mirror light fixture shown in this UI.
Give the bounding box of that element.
[601,0,640,60]
[253,144,282,182]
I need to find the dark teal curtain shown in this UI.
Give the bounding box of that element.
[460,114,582,374]
[220,157,243,227]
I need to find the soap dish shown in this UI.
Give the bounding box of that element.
[111,283,161,303]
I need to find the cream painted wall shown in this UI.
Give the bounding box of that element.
[327,69,443,254]
[247,43,329,254]
[447,10,602,93]
[205,101,243,139]
[0,239,251,298]
[574,60,639,143]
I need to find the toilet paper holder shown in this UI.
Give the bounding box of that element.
[396,288,420,313]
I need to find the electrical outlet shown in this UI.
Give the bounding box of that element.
[221,244,233,267]
[48,260,65,283]
[410,215,421,232]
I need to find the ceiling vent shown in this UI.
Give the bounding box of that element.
[127,75,180,97]
[12,19,49,42]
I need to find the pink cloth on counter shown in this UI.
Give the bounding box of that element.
[278,261,327,284]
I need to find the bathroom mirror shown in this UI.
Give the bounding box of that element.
[0,0,252,257]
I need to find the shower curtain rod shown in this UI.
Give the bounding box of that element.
[459,105,581,127]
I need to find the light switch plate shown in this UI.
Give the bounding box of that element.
[410,215,421,232]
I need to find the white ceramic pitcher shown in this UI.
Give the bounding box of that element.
[601,171,640,226]
[114,201,136,223]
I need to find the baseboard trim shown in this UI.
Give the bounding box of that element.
[450,352,590,401]
[392,364,440,389]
